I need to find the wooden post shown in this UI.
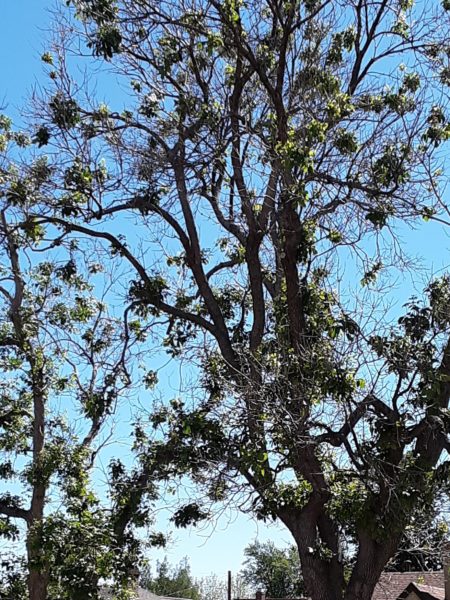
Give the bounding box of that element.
[228,570,232,600]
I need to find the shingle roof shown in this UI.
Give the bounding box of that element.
[412,583,445,600]
[133,590,190,600]
[100,587,190,600]
[372,572,444,600]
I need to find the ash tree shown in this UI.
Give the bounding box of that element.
[0,127,166,600]
[21,0,450,598]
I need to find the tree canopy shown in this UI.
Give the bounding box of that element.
[241,540,304,598]
[3,0,450,599]
[0,138,166,599]
[141,557,200,600]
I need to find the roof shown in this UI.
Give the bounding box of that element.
[398,582,445,600]
[135,591,191,600]
[100,587,190,600]
[372,572,444,600]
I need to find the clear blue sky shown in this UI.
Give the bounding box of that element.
[2,0,450,584]
[0,1,52,120]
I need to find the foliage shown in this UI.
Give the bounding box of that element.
[386,510,449,572]
[14,0,450,599]
[0,556,28,600]
[141,561,251,600]
[240,541,304,598]
[195,572,250,600]
[0,135,163,599]
[141,558,200,599]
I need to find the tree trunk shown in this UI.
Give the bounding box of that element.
[282,509,402,600]
[27,368,48,600]
[344,532,401,600]
[27,528,49,600]
[28,571,48,600]
[281,508,344,600]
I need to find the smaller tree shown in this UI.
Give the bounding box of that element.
[196,572,250,600]
[0,124,165,599]
[240,541,304,598]
[142,558,200,599]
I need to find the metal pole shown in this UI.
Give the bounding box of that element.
[228,570,232,600]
